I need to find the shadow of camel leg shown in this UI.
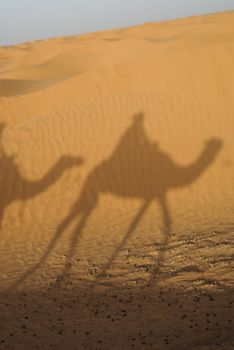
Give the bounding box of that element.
[0,210,3,230]
[98,200,151,280]
[148,195,171,285]
[9,205,80,292]
[57,209,93,282]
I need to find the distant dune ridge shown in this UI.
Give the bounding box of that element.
[0,11,233,291]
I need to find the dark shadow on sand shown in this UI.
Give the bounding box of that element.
[0,79,60,97]
[0,122,83,230]
[11,113,223,290]
[1,285,233,349]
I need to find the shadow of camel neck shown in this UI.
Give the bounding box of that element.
[172,142,222,189]
[18,157,81,200]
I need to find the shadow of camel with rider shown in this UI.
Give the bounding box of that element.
[0,122,84,230]
[11,113,223,289]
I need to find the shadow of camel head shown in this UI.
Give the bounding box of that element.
[205,137,223,154]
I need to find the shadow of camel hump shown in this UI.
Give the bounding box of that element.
[0,122,84,228]
[11,113,223,290]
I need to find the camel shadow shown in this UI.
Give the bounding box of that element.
[11,113,223,290]
[0,122,84,230]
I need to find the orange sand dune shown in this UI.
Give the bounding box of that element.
[0,12,233,349]
[0,10,233,288]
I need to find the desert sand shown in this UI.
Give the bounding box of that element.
[0,11,233,350]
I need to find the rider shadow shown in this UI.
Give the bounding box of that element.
[12,113,223,289]
[0,122,84,230]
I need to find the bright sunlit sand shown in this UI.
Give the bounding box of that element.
[0,11,233,350]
